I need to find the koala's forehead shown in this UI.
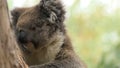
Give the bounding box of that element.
[17,7,39,26]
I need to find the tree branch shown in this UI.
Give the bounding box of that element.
[0,0,28,68]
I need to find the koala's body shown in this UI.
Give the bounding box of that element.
[11,0,86,68]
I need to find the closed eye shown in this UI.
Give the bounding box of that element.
[29,25,36,31]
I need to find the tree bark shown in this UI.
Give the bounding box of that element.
[0,0,28,68]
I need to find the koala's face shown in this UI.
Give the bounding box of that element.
[16,8,52,49]
[11,5,65,53]
[14,8,57,49]
[11,0,65,53]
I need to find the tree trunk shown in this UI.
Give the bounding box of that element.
[0,0,28,68]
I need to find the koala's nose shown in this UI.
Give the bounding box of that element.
[18,30,27,43]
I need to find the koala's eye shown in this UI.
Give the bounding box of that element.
[46,23,52,26]
[30,25,36,30]
[19,29,23,32]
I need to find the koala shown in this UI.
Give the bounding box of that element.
[11,0,86,68]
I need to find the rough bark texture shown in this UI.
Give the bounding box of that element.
[0,0,28,68]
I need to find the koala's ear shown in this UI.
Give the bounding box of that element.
[11,8,26,27]
[38,0,65,24]
[48,11,57,23]
[38,0,58,23]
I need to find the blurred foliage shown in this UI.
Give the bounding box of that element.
[97,43,120,68]
[8,0,120,68]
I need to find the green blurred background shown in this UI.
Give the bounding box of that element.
[8,0,120,68]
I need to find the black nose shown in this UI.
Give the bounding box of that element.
[18,30,27,43]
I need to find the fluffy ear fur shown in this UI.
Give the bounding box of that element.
[38,0,65,23]
[11,8,26,27]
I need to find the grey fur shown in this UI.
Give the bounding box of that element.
[11,0,86,68]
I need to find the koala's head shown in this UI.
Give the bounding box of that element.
[11,0,65,52]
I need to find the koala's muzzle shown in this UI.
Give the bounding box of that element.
[18,30,27,43]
